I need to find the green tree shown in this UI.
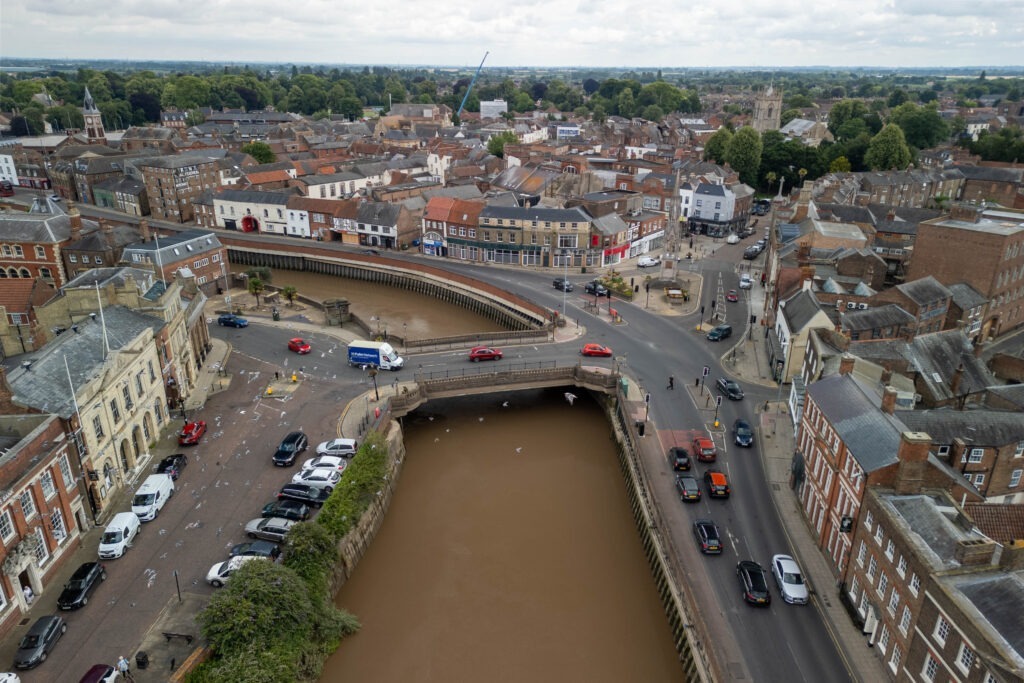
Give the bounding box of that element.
[780,108,800,127]
[46,104,84,132]
[725,126,763,186]
[616,88,636,118]
[637,81,683,113]
[640,104,664,121]
[865,124,912,170]
[703,127,733,164]
[889,102,949,150]
[280,285,298,307]
[241,141,276,164]
[887,89,909,108]
[827,99,870,140]
[829,156,853,173]
[486,131,518,158]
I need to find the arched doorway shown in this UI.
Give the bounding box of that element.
[118,438,134,473]
[131,425,145,462]
[241,215,259,232]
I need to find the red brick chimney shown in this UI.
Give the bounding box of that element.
[950,363,964,397]
[973,341,985,359]
[881,386,898,415]
[0,367,31,415]
[69,206,83,241]
[139,219,151,242]
[894,431,932,495]
[949,202,983,223]
[839,353,856,376]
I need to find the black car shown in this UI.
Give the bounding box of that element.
[716,377,744,400]
[14,615,67,669]
[229,540,282,560]
[584,281,608,296]
[56,562,106,610]
[692,519,723,555]
[737,560,772,605]
[552,278,574,292]
[362,248,381,255]
[156,453,188,480]
[277,483,331,508]
[675,474,702,502]
[733,419,754,447]
[667,446,691,472]
[743,245,761,260]
[261,499,311,521]
[706,324,732,342]
[272,431,309,466]
[217,314,249,328]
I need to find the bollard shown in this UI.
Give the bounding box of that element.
[266,387,273,396]
[291,373,297,383]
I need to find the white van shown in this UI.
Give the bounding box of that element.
[131,474,175,522]
[98,512,141,559]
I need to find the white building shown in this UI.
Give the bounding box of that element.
[480,99,509,120]
[212,189,291,235]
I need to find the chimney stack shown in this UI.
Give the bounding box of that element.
[973,340,985,359]
[950,363,965,397]
[894,431,932,495]
[949,202,983,223]
[69,206,83,241]
[881,368,893,385]
[839,353,856,376]
[139,219,151,242]
[881,385,898,415]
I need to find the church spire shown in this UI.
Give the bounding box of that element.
[83,86,99,114]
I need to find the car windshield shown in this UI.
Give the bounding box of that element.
[280,443,296,452]
[102,530,123,543]
[19,635,39,648]
[66,578,87,590]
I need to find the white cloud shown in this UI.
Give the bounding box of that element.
[3,0,1022,67]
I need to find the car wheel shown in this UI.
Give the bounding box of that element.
[496,355,503,360]
[248,532,258,539]
[472,357,479,362]
[81,596,88,606]
[40,652,47,662]
[325,486,334,494]
[100,571,107,581]
[60,622,67,633]
[211,579,223,587]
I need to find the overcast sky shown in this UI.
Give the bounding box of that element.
[2,0,1022,69]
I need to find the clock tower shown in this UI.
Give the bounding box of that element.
[82,86,107,145]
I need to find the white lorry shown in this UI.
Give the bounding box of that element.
[347,340,404,370]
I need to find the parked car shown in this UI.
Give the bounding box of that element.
[207,555,265,587]
[726,289,739,302]
[675,474,702,502]
[277,483,331,508]
[704,470,731,498]
[178,421,206,446]
[733,419,754,447]
[244,517,295,543]
[315,438,358,458]
[301,455,347,472]
[692,519,723,555]
[739,273,753,289]
[716,377,744,400]
[772,554,809,605]
[13,615,66,669]
[288,337,312,354]
[552,278,574,292]
[637,255,660,268]
[56,562,106,610]
[743,246,761,260]
[361,248,381,256]
[692,435,717,462]
[580,343,613,357]
[155,453,188,480]
[217,314,248,328]
[261,499,310,521]
[272,431,308,466]
[755,238,768,251]
[468,346,503,362]
[706,324,732,342]
[584,281,608,296]
[229,540,281,560]
[737,560,772,606]
[667,446,691,472]
[77,664,118,682]
[726,234,740,245]
[291,467,342,491]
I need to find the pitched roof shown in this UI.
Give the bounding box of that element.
[0,199,71,243]
[0,279,38,312]
[898,409,1024,448]
[806,373,903,472]
[781,289,826,332]
[963,503,1024,545]
[356,201,401,226]
[841,304,916,332]
[896,275,951,305]
[906,330,995,402]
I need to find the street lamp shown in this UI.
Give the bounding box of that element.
[561,248,570,321]
[220,260,231,310]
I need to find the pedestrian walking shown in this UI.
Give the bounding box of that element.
[667,376,674,390]
[117,655,135,681]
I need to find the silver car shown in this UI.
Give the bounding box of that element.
[244,517,295,543]
[291,467,342,491]
[771,554,809,605]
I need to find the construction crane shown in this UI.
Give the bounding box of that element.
[456,51,489,119]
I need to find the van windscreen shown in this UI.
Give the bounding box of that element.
[133,493,155,506]
[102,530,123,544]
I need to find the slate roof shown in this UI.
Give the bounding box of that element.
[215,189,293,205]
[64,267,157,292]
[356,202,400,227]
[591,212,629,237]
[479,205,592,224]
[897,409,1024,448]
[805,374,903,472]
[964,503,1024,545]
[984,385,1024,410]
[0,199,71,243]
[122,229,222,258]
[135,155,218,169]
[65,223,139,253]
[896,275,951,305]
[947,283,989,311]
[841,304,916,332]
[956,165,1024,183]
[946,572,1024,668]
[781,289,826,332]
[6,306,165,418]
[694,183,726,197]
[92,175,146,196]
[907,330,995,402]
[886,494,986,571]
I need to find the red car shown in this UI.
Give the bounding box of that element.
[726,289,739,302]
[288,338,311,354]
[692,435,718,462]
[178,420,207,446]
[469,346,503,362]
[581,343,613,357]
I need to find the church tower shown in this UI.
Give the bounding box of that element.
[82,86,107,145]
[752,83,783,133]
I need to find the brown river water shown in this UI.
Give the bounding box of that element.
[241,268,681,680]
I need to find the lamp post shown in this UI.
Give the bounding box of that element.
[220,260,231,310]
[368,367,380,401]
[561,248,570,321]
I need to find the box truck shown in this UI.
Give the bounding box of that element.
[347,340,404,370]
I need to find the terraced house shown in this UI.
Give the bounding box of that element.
[461,205,595,267]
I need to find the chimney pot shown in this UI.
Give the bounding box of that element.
[882,385,898,415]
